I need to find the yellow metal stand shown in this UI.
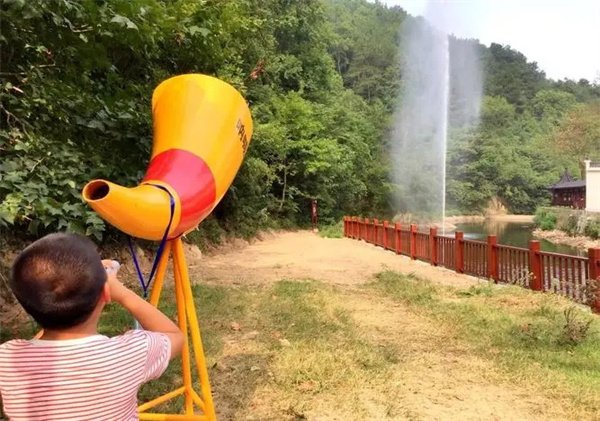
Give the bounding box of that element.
[138,238,216,421]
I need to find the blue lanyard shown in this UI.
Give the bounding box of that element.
[127,184,176,299]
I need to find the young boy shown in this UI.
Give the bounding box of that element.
[0,233,184,420]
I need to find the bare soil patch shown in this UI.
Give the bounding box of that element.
[192,231,475,288]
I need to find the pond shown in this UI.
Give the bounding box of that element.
[449,221,583,257]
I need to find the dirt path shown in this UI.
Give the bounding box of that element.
[190,231,573,421]
[194,231,475,288]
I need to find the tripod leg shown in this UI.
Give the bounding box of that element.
[173,238,216,420]
[149,241,173,307]
[173,242,194,415]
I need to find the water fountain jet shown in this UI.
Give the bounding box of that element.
[391,3,482,231]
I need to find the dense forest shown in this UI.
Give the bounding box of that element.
[1,0,600,242]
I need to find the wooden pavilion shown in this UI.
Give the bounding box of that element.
[548,169,586,209]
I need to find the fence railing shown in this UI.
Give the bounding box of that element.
[343,216,600,312]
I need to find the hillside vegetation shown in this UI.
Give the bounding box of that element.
[1,0,599,242]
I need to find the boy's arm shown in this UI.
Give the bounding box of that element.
[106,273,184,360]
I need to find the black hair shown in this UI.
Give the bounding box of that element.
[10,233,107,330]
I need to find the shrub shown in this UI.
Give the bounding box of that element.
[534,208,557,231]
[561,306,593,345]
[537,207,600,239]
[183,216,226,250]
[319,221,344,238]
[565,214,580,236]
[585,219,600,239]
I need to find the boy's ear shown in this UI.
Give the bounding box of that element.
[101,281,111,304]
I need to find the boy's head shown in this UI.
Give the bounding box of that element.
[10,233,107,330]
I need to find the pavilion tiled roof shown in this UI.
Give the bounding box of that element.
[549,180,586,189]
[548,169,586,190]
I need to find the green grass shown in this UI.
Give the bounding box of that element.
[318,221,344,238]
[255,279,399,413]
[93,279,400,418]
[371,271,438,306]
[261,280,346,342]
[368,270,600,413]
[0,316,38,343]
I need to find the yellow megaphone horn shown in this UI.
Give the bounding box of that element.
[82,74,253,240]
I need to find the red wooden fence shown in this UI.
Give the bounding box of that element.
[343,216,600,312]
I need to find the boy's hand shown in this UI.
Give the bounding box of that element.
[101,259,128,304]
[102,259,120,275]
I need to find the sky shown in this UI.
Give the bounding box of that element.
[380,0,600,82]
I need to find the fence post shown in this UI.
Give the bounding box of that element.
[364,218,370,243]
[383,220,389,249]
[348,216,352,239]
[373,219,379,246]
[487,235,498,282]
[529,240,542,291]
[410,224,417,260]
[394,223,401,255]
[455,231,464,273]
[588,248,600,312]
[361,218,366,241]
[347,216,352,238]
[430,227,438,266]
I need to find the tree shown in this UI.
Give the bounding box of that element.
[484,43,548,113]
[552,102,600,178]
[2,0,600,240]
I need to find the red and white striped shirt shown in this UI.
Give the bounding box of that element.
[0,330,170,420]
